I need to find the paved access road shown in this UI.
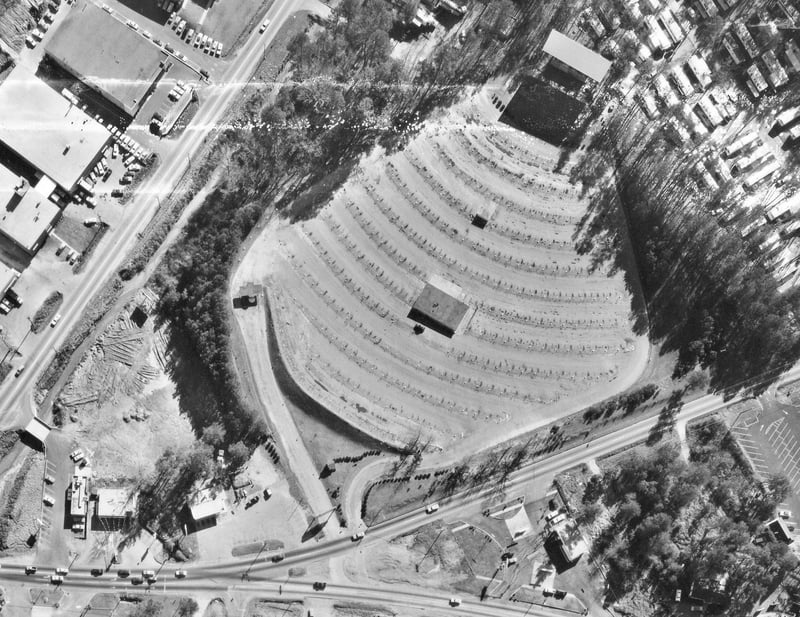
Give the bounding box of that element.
[0,0,324,430]
[5,366,800,610]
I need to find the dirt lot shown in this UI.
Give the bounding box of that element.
[249,86,648,457]
[56,288,195,480]
[0,451,44,554]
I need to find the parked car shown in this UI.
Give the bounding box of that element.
[271,553,284,563]
[779,509,792,519]
[165,43,175,54]
[44,474,55,484]
[50,575,63,585]
[263,488,272,499]
[174,570,187,578]
[55,568,69,576]
[142,570,155,579]
[312,581,327,591]
[351,531,365,541]
[70,449,84,462]
[25,566,37,575]
[199,68,210,79]
[90,569,103,577]
[14,364,25,377]
[50,314,61,328]
[425,503,439,514]
[259,19,270,33]
[449,598,461,607]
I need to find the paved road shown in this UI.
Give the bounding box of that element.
[228,286,340,537]
[0,0,321,429]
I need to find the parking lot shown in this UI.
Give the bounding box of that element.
[726,391,800,527]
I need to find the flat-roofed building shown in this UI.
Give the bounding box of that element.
[45,0,169,118]
[0,262,19,298]
[0,66,111,194]
[542,29,611,82]
[0,163,61,255]
[94,487,137,530]
[408,282,470,338]
[69,465,91,533]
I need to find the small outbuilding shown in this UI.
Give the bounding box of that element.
[22,417,52,450]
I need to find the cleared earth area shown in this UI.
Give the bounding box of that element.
[254,90,647,452]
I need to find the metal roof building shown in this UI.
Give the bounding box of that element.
[542,30,611,82]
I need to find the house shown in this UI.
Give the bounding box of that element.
[733,22,759,58]
[745,63,769,96]
[689,573,730,608]
[762,50,789,88]
[686,54,712,89]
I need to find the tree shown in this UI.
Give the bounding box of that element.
[227,441,250,471]
[176,598,198,617]
[132,600,159,617]
[576,501,603,526]
[201,422,226,447]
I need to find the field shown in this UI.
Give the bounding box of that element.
[249,88,648,454]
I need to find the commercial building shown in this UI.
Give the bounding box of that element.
[45,0,170,118]
[188,491,226,526]
[542,29,611,82]
[95,488,137,530]
[0,163,61,255]
[69,466,91,534]
[0,66,111,194]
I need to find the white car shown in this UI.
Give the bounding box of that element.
[259,19,270,33]
[449,598,461,607]
[174,570,187,578]
[425,503,439,514]
[70,448,84,462]
[50,575,63,584]
[351,531,365,541]
[779,509,792,519]
[50,313,61,328]
[43,495,55,506]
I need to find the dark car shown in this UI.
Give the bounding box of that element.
[313,581,327,591]
[271,553,285,563]
[199,68,210,79]
[117,569,130,578]
[90,569,103,577]
[25,566,37,575]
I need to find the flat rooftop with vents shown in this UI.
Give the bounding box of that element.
[45,0,169,118]
[0,162,61,254]
[408,282,470,338]
[0,66,111,193]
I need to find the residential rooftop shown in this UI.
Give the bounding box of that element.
[0,66,111,192]
[45,0,168,117]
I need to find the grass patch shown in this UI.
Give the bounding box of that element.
[31,291,63,334]
[230,539,283,557]
[0,453,33,551]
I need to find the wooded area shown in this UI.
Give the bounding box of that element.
[582,421,794,614]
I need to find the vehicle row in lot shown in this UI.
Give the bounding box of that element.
[167,12,223,57]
